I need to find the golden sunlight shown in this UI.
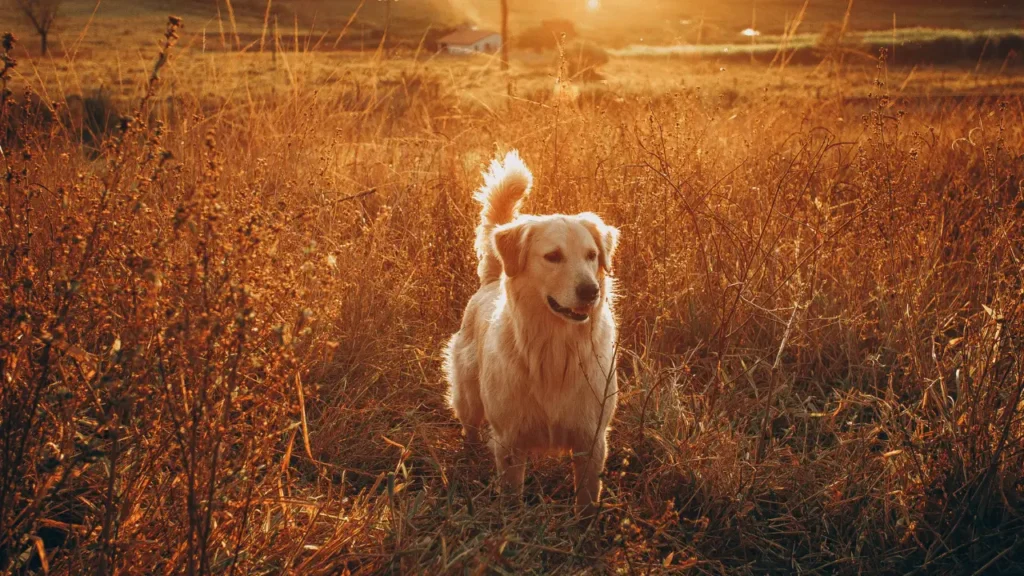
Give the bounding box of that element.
[3,2,1024,575]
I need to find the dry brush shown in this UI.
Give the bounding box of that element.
[0,18,1022,575]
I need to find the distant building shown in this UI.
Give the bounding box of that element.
[438,29,502,55]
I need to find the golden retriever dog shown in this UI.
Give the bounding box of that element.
[444,151,620,516]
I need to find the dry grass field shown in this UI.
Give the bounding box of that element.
[1,1,1023,574]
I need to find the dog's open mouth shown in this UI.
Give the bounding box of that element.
[547,296,590,322]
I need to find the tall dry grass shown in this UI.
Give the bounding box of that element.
[1,16,1022,575]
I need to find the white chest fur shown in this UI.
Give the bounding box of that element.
[481,303,617,453]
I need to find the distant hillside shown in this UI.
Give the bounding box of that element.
[489,0,1024,47]
[161,0,469,31]
[37,1,1024,36]
[685,0,1023,33]
[2,0,1021,52]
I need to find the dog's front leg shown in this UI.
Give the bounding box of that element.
[572,436,607,517]
[463,424,483,446]
[493,440,526,501]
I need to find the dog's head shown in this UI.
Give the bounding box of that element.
[493,213,620,323]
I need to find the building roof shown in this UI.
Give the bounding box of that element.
[438,29,500,46]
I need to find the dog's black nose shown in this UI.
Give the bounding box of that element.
[576,282,600,303]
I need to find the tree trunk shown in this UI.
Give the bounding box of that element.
[40,30,48,56]
[500,0,509,71]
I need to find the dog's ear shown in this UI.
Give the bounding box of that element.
[492,221,532,277]
[578,213,620,273]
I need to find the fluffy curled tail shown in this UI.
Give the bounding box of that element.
[474,150,533,284]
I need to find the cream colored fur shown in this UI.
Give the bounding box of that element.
[444,150,620,516]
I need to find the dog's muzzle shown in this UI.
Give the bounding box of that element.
[547,296,591,322]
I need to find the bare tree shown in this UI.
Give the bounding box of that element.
[13,0,60,55]
[500,0,508,70]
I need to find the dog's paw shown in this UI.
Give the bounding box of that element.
[464,427,482,447]
[497,490,525,514]
[574,499,601,520]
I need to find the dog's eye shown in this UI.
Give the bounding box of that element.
[586,250,598,261]
[544,251,564,263]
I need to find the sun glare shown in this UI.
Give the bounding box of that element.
[588,0,601,12]
[741,28,761,37]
